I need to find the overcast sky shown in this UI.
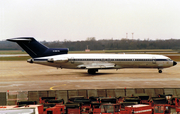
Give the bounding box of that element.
[0,0,180,41]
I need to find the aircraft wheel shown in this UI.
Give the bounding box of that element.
[88,69,98,74]
[158,70,162,73]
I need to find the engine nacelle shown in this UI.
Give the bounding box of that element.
[47,58,68,63]
[27,58,34,63]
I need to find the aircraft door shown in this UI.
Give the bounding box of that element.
[152,57,156,64]
[70,57,74,63]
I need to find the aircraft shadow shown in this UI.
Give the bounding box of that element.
[76,72,120,77]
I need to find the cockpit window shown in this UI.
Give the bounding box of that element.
[167,59,172,61]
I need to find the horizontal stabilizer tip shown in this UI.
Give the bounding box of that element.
[7,37,34,42]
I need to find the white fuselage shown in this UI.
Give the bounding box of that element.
[30,54,174,70]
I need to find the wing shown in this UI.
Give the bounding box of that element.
[77,62,115,69]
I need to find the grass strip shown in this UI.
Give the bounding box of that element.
[0,56,30,61]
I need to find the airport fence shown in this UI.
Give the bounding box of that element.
[1,88,180,105]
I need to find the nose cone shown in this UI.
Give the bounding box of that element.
[173,61,177,66]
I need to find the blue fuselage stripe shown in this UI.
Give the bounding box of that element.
[33,58,169,62]
[34,59,48,61]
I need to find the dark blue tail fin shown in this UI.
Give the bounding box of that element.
[7,37,68,58]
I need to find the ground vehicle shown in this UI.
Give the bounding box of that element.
[100,103,121,114]
[125,104,152,114]
[89,96,99,103]
[69,96,85,102]
[150,97,171,114]
[119,102,138,114]
[16,101,37,106]
[74,99,91,114]
[0,105,44,114]
[133,94,150,104]
[171,97,180,113]
[117,97,124,103]
[153,105,171,114]
[39,97,57,104]
[158,94,172,105]
[123,97,141,104]
[45,104,65,114]
[91,102,101,114]
[65,102,81,114]
[99,98,117,104]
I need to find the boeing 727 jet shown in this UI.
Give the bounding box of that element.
[7,37,177,74]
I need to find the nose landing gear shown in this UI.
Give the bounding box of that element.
[158,68,162,73]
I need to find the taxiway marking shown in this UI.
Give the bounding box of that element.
[50,84,67,90]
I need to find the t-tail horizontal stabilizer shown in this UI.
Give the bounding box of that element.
[7,37,68,58]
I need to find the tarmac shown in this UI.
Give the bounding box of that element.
[0,61,180,92]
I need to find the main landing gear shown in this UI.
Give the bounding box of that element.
[158,68,162,73]
[88,69,98,74]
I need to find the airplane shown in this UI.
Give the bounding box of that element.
[7,37,177,74]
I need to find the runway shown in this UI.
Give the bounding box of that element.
[0,61,179,92]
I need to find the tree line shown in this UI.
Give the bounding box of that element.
[1,38,180,51]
